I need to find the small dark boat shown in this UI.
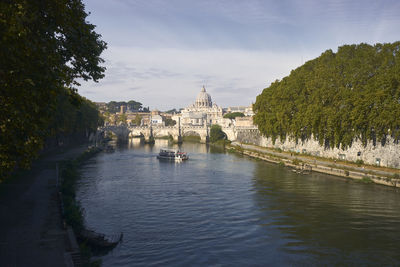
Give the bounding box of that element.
[80,229,123,248]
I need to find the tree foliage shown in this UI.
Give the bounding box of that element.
[164,118,176,126]
[0,0,106,178]
[254,42,400,149]
[210,124,226,143]
[164,108,178,114]
[132,115,142,126]
[117,114,127,125]
[106,100,143,113]
[49,89,102,139]
[223,112,245,119]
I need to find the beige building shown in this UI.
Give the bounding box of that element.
[235,116,254,127]
[225,105,254,116]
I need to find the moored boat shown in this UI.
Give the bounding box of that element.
[157,148,189,161]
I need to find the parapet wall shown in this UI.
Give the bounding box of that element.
[236,129,400,169]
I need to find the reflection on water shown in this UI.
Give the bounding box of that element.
[253,164,400,265]
[77,140,400,266]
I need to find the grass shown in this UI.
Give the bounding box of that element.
[59,146,102,266]
[360,176,373,183]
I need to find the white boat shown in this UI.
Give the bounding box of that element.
[157,148,189,162]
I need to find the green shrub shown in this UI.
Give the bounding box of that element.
[209,124,227,143]
[355,159,364,166]
[292,158,300,165]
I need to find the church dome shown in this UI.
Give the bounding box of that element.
[195,86,212,107]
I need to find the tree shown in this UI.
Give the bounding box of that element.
[127,100,143,111]
[223,112,245,119]
[105,100,143,113]
[117,114,127,125]
[132,115,142,126]
[106,101,119,113]
[0,0,107,178]
[253,42,400,149]
[210,124,226,143]
[48,89,102,145]
[164,118,176,126]
[103,111,111,125]
[165,108,178,114]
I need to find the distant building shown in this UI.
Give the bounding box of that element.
[151,109,160,116]
[225,105,254,116]
[179,86,231,127]
[151,114,164,126]
[120,105,127,114]
[226,106,247,113]
[244,105,254,116]
[235,116,254,127]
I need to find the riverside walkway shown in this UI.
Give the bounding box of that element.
[0,146,87,267]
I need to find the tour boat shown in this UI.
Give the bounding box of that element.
[157,148,189,161]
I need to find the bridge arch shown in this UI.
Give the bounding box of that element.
[129,131,144,138]
[98,124,238,144]
[98,125,131,142]
[183,131,201,137]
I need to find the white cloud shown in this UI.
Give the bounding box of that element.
[79,46,313,110]
[80,0,400,110]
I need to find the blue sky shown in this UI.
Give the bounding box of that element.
[80,0,400,110]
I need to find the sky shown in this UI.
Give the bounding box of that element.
[80,0,400,110]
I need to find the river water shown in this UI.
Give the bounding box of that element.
[77,140,400,266]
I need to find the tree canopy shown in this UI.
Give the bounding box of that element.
[254,42,400,149]
[106,100,144,113]
[164,118,176,126]
[209,124,227,143]
[48,89,102,142]
[223,112,245,119]
[0,0,106,178]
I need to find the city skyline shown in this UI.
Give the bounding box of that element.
[80,0,400,110]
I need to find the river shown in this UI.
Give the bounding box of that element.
[77,140,400,266]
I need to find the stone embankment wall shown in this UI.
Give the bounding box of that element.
[236,128,400,169]
[239,149,400,187]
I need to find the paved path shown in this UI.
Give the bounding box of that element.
[0,146,87,267]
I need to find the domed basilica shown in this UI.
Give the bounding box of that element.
[180,86,229,126]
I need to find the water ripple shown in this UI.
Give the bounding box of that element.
[77,142,400,266]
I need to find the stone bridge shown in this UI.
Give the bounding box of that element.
[98,124,238,143]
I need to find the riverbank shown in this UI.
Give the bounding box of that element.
[0,144,95,267]
[229,142,400,188]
